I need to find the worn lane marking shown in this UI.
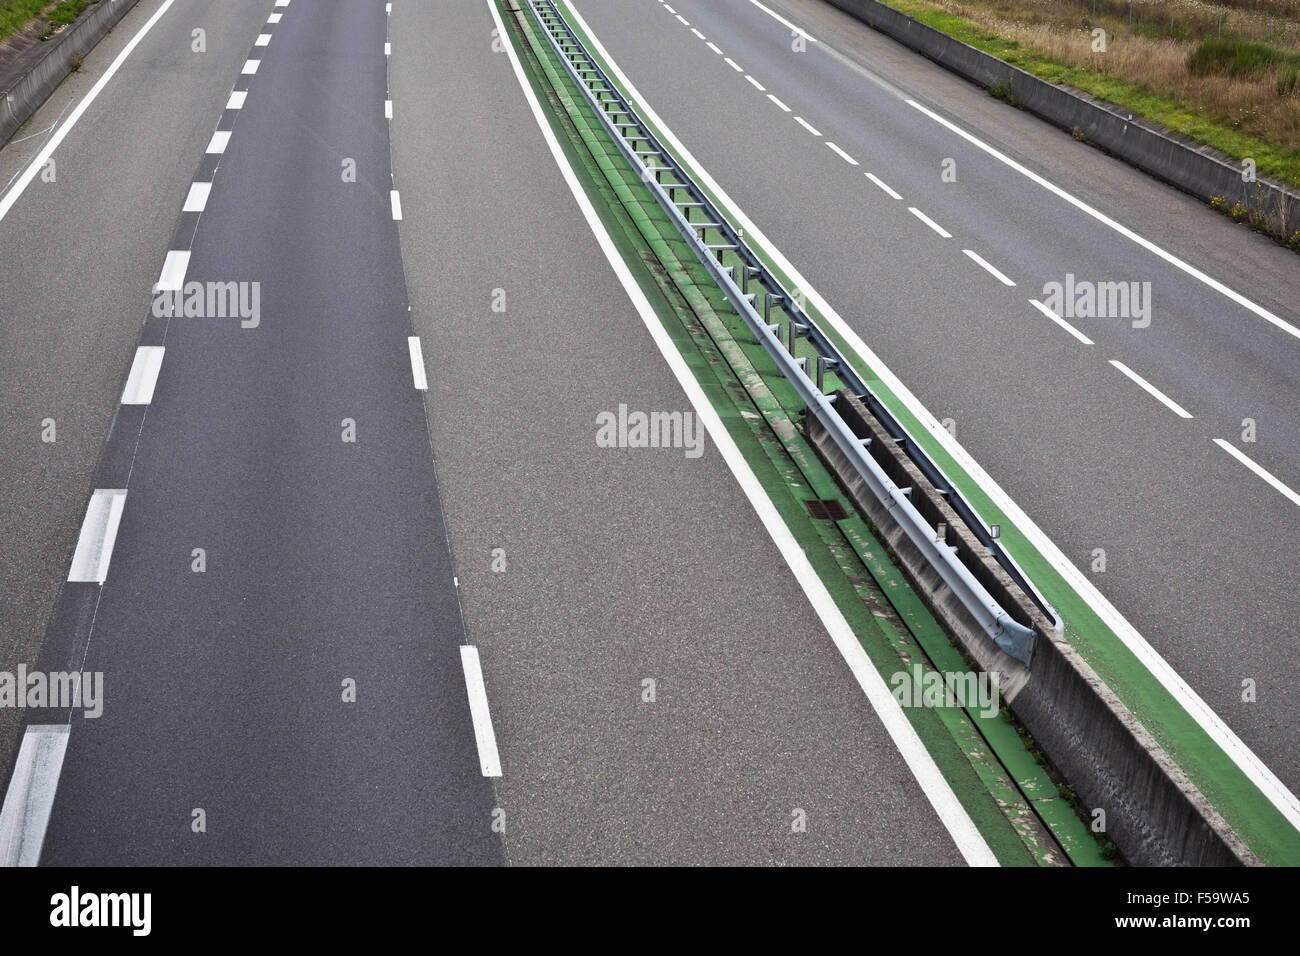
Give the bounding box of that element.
[0,726,71,867]
[68,490,127,583]
[460,647,502,777]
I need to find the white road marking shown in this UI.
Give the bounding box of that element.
[407,336,428,390]
[155,251,191,291]
[68,490,127,583]
[744,74,766,91]
[962,248,1015,286]
[384,42,392,55]
[562,1,1300,828]
[706,41,723,55]
[275,0,290,7]
[385,99,393,119]
[906,98,1300,345]
[255,34,271,46]
[0,0,181,225]
[268,13,282,23]
[460,647,502,777]
[1028,298,1094,345]
[767,93,791,112]
[793,115,821,136]
[1213,440,1300,509]
[865,171,902,199]
[723,57,744,72]
[745,0,818,41]
[675,14,690,26]
[690,27,705,40]
[826,141,858,165]
[908,206,951,238]
[390,190,402,220]
[241,59,260,75]
[120,346,165,405]
[0,726,70,867]
[664,4,676,12]
[182,182,212,212]
[226,90,247,110]
[490,0,996,866]
[206,130,231,154]
[1109,360,1194,419]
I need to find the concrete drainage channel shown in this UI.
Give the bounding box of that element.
[512,0,1258,866]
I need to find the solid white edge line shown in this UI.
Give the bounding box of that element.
[182,182,212,213]
[793,115,821,136]
[67,489,127,583]
[962,248,1015,286]
[459,646,502,777]
[1028,298,1094,345]
[908,206,951,238]
[826,141,858,166]
[155,250,191,292]
[905,98,1300,345]
[1109,360,1194,419]
[745,0,818,41]
[491,0,996,866]
[0,0,181,225]
[120,346,165,405]
[0,725,71,867]
[865,171,902,200]
[767,93,791,112]
[407,336,428,391]
[561,0,1300,831]
[390,190,402,220]
[1213,440,1300,509]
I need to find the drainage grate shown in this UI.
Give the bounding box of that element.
[805,499,848,521]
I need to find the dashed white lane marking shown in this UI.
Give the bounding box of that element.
[723,56,744,72]
[255,33,271,46]
[826,141,858,165]
[865,171,902,199]
[241,59,260,75]
[384,42,392,56]
[68,489,127,583]
[675,14,690,26]
[407,336,428,391]
[744,75,766,92]
[664,3,676,12]
[793,115,821,136]
[385,99,393,119]
[1214,440,1300,509]
[767,93,791,112]
[460,647,502,778]
[182,182,212,212]
[562,0,1300,833]
[489,0,997,867]
[690,27,705,40]
[706,41,723,55]
[0,0,180,224]
[120,346,166,405]
[1028,298,1094,345]
[906,98,1300,346]
[226,90,247,110]
[962,248,1015,286]
[1110,360,1194,419]
[746,0,818,41]
[0,726,70,867]
[390,190,403,220]
[206,130,231,154]
[386,3,392,12]
[155,250,191,291]
[268,12,281,23]
[275,0,290,7]
[908,206,951,238]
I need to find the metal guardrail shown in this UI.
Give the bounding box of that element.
[526,0,1055,666]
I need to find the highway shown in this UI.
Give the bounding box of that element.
[0,0,1295,867]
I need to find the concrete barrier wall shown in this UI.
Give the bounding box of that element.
[824,0,1300,238]
[811,391,1258,866]
[1,0,143,147]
